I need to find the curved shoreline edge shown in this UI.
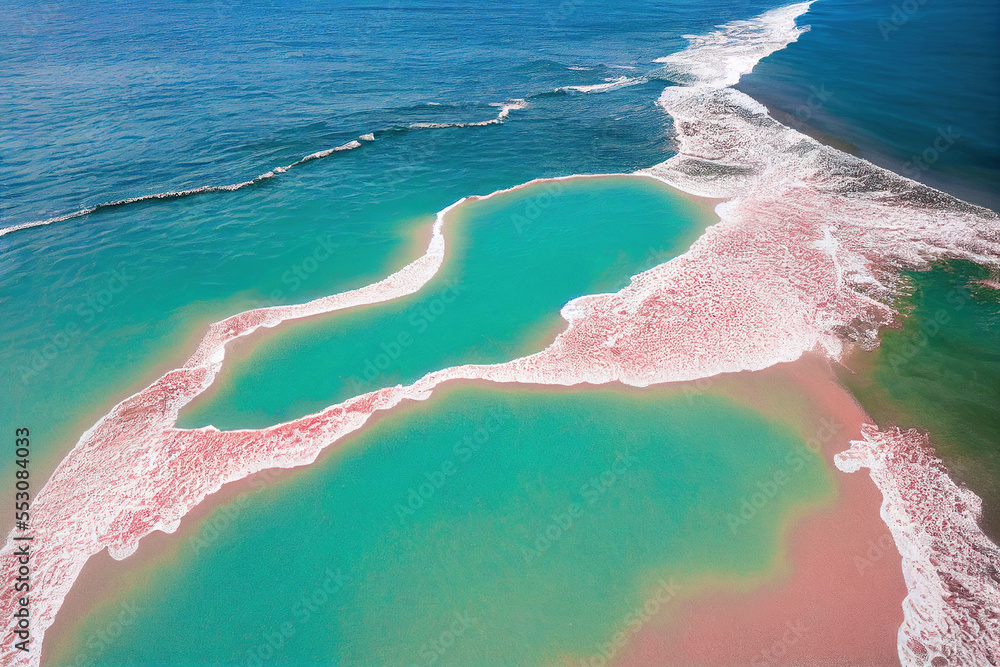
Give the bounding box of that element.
[3,3,999,666]
[0,171,641,666]
[836,427,1000,665]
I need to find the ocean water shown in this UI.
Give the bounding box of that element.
[733,0,1000,538]
[727,11,1000,638]
[177,176,710,431]
[3,0,999,664]
[840,261,1000,539]
[5,0,995,481]
[737,0,1000,209]
[2,0,783,485]
[47,387,832,666]
[2,0,786,227]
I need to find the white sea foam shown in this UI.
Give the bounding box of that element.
[409,98,527,128]
[300,139,362,163]
[0,137,369,239]
[653,1,814,88]
[494,98,528,120]
[2,99,525,240]
[4,5,999,667]
[556,75,647,93]
[836,427,1000,666]
[643,20,999,319]
[636,5,1000,665]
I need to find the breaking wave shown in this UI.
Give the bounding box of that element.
[555,75,648,93]
[0,137,370,239]
[636,4,1000,664]
[836,427,1000,666]
[407,98,527,128]
[3,4,999,667]
[0,100,528,240]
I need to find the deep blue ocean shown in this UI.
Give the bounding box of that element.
[6,0,994,228]
[3,1,999,664]
[738,0,1000,210]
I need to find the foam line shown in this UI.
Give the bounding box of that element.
[629,4,999,663]
[835,427,1000,665]
[555,75,647,93]
[3,4,999,665]
[0,172,604,665]
[1,98,529,240]
[0,191,456,663]
[0,138,368,240]
[409,98,527,128]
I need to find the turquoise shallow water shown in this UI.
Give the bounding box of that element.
[177,175,710,430]
[0,104,679,487]
[840,262,1000,539]
[50,387,832,666]
[1,0,789,487]
[3,0,998,663]
[5,0,996,493]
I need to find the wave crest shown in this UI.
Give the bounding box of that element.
[2,99,529,240]
[653,2,814,88]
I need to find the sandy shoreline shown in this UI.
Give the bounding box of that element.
[39,175,724,665]
[45,354,905,666]
[13,2,998,663]
[608,354,906,666]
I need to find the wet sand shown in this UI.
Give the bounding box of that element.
[612,353,906,666]
[41,175,727,664]
[44,355,907,667]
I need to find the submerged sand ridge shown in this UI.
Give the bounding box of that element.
[4,3,1000,665]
